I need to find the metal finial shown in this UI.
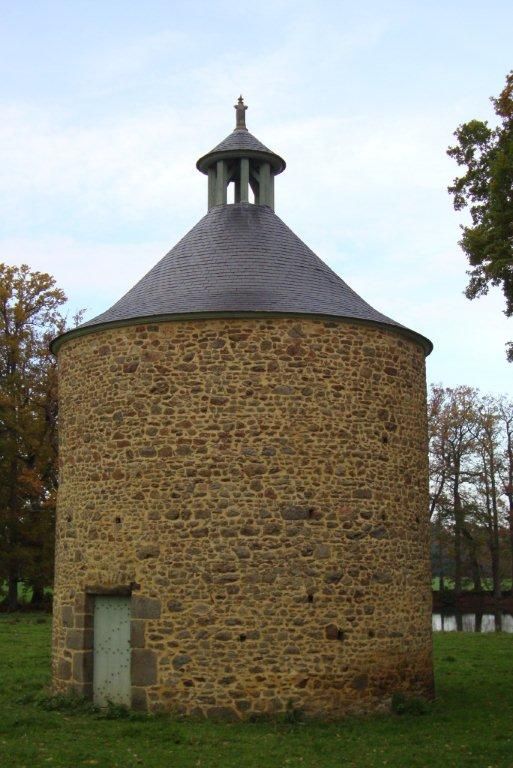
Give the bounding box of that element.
[234,95,248,130]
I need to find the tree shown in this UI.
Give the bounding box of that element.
[428,385,479,596]
[428,385,449,520]
[471,396,506,599]
[0,264,67,610]
[497,398,513,589]
[429,385,513,597]
[447,71,513,360]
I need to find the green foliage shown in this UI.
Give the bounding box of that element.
[2,614,513,767]
[34,692,149,721]
[391,693,430,716]
[0,264,73,609]
[33,691,99,715]
[448,71,513,360]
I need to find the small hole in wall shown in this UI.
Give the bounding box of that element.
[66,515,72,523]
[368,630,375,639]
[239,634,246,642]
[382,435,389,445]
[308,508,315,519]
[325,623,344,640]
[415,516,420,524]
[307,593,314,603]
[115,516,122,524]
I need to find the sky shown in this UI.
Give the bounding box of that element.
[0,0,512,395]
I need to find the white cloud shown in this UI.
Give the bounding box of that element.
[0,3,511,394]
[0,235,169,321]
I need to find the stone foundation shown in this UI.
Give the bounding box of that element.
[52,316,433,717]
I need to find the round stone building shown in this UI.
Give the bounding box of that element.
[51,98,434,718]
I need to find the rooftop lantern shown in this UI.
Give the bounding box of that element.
[196,97,286,210]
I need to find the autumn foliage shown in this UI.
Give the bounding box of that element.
[0,264,68,610]
[429,385,513,597]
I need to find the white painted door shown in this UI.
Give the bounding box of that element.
[93,596,131,707]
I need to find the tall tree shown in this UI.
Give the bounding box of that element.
[0,264,67,610]
[497,398,513,589]
[447,71,513,360]
[428,385,479,596]
[471,396,505,599]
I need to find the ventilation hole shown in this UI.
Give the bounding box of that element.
[307,593,314,603]
[239,634,246,642]
[308,508,315,519]
[337,629,345,641]
[115,516,122,524]
[382,435,389,445]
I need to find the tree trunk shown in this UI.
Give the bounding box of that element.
[489,443,502,600]
[30,583,45,605]
[505,423,513,591]
[490,544,502,601]
[463,527,482,592]
[471,556,482,592]
[453,471,463,597]
[509,512,513,595]
[507,480,513,590]
[7,571,18,612]
[437,519,446,592]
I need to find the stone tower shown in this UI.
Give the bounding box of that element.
[51,99,434,718]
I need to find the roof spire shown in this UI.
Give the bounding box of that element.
[234,95,248,130]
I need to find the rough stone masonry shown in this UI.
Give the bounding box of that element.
[51,316,433,717]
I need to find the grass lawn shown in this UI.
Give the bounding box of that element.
[1,615,513,767]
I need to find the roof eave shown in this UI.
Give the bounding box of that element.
[50,310,433,357]
[196,149,286,175]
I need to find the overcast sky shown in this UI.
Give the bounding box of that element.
[1,0,512,394]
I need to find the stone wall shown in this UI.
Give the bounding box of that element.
[52,316,433,717]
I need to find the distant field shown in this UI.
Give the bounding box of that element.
[1,615,513,767]
[5,576,510,606]
[432,577,512,592]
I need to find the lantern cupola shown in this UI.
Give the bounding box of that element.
[196,97,285,210]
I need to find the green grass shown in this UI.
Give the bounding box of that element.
[1,615,513,767]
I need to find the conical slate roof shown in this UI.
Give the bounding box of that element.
[69,203,430,352]
[51,98,432,355]
[196,128,285,174]
[209,129,274,155]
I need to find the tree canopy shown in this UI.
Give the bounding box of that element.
[429,384,513,597]
[0,264,68,609]
[447,71,513,360]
